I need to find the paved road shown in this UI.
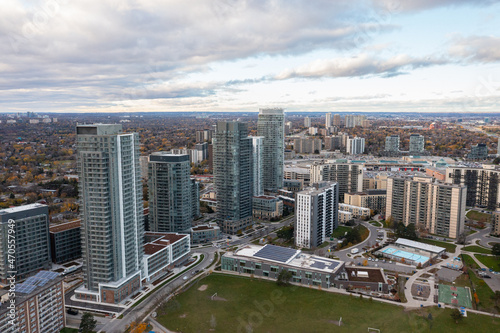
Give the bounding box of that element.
[467,225,494,248]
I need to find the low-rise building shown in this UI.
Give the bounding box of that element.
[142,232,191,284]
[191,222,221,244]
[338,210,353,224]
[0,271,65,333]
[338,203,370,219]
[221,244,389,293]
[283,179,303,193]
[252,196,283,220]
[50,220,82,264]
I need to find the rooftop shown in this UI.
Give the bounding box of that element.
[344,267,387,283]
[0,203,47,215]
[50,220,81,233]
[395,238,446,254]
[143,232,189,255]
[230,244,344,274]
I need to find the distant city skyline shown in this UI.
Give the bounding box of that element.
[1,1,499,113]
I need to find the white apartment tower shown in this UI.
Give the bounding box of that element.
[325,113,332,128]
[346,137,365,155]
[75,124,144,304]
[295,182,339,249]
[251,136,264,197]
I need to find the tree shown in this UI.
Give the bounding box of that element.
[456,232,467,245]
[450,308,463,324]
[277,226,294,241]
[79,312,97,333]
[277,269,293,286]
[492,243,500,257]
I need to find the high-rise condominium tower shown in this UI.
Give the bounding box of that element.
[385,135,400,153]
[75,124,143,304]
[409,134,425,154]
[257,108,285,192]
[325,113,332,128]
[214,122,253,234]
[148,153,193,233]
[386,176,466,239]
[295,182,339,249]
[251,136,264,197]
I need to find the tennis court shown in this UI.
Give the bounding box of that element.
[438,284,472,308]
[380,247,429,264]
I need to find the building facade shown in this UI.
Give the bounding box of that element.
[142,232,191,284]
[386,176,466,239]
[0,271,65,333]
[310,162,363,202]
[0,204,51,284]
[385,135,400,153]
[492,209,500,236]
[338,203,371,219]
[294,138,322,154]
[445,165,500,209]
[257,108,285,192]
[346,137,365,155]
[76,124,144,304]
[344,190,387,214]
[190,222,221,244]
[148,153,193,233]
[213,122,253,234]
[468,144,488,160]
[325,113,331,128]
[295,182,339,249]
[50,220,82,264]
[250,136,264,196]
[252,196,283,220]
[409,134,425,154]
[304,116,311,127]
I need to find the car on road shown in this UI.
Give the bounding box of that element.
[183,276,188,280]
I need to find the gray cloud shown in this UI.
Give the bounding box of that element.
[449,35,500,63]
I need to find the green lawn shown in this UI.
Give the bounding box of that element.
[461,254,479,270]
[418,238,457,253]
[466,210,491,222]
[467,269,497,312]
[461,254,497,312]
[475,254,500,271]
[331,226,351,238]
[462,246,492,254]
[60,329,79,333]
[369,221,382,227]
[156,274,500,333]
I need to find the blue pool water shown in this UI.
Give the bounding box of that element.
[380,247,429,264]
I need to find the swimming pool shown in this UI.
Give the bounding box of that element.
[380,247,429,264]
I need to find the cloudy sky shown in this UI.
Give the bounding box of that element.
[1,0,499,113]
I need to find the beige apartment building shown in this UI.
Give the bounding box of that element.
[386,176,466,239]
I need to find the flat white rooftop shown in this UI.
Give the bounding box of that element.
[0,203,47,215]
[395,238,446,254]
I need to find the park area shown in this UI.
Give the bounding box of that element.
[156,274,500,333]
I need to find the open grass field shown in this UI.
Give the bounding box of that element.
[369,221,382,227]
[462,246,492,254]
[475,254,500,271]
[418,238,457,253]
[466,210,491,222]
[156,274,500,333]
